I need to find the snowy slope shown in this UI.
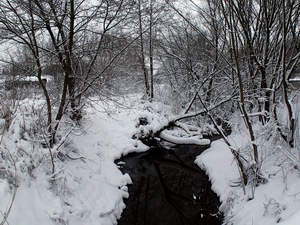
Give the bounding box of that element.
[1,96,300,225]
[0,96,149,225]
[196,130,300,225]
[61,99,149,225]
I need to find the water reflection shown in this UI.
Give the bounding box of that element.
[117,145,223,225]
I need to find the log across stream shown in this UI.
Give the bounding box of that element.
[116,143,224,225]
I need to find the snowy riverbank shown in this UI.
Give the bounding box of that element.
[0,97,300,225]
[196,129,300,225]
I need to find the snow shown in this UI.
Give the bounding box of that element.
[160,130,210,145]
[0,95,148,225]
[279,211,300,225]
[195,140,239,203]
[56,98,149,225]
[1,95,300,225]
[6,75,54,82]
[289,78,300,82]
[196,117,300,225]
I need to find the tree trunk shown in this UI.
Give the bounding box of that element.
[29,0,53,146]
[149,0,154,100]
[138,0,150,99]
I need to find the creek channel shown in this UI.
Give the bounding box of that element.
[116,136,224,225]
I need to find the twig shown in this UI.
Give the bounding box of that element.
[42,131,55,175]
[0,125,18,225]
[198,94,247,194]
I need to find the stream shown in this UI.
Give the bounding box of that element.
[116,142,224,225]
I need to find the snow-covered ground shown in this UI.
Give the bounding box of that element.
[0,95,300,224]
[0,96,149,225]
[196,117,300,225]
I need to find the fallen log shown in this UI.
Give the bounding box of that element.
[133,95,232,146]
[159,131,210,145]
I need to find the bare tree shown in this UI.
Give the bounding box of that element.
[0,0,136,145]
[163,0,299,191]
[133,0,170,101]
[0,0,53,143]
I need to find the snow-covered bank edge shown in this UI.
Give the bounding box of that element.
[2,95,300,225]
[0,96,152,225]
[196,139,300,225]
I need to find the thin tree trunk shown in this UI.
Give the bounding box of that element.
[29,0,53,146]
[138,0,150,99]
[149,0,154,100]
[226,0,258,168]
[281,0,294,147]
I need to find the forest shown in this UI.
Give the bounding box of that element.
[0,0,299,224]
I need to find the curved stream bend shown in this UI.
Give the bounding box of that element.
[116,144,224,225]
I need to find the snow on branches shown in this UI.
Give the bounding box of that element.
[133,111,210,146]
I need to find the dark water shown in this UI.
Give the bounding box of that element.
[116,144,223,225]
